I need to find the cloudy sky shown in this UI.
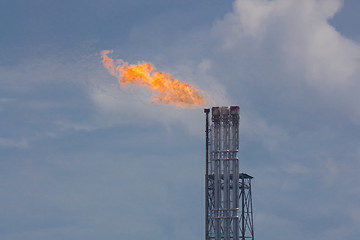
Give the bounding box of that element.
[1,0,360,239]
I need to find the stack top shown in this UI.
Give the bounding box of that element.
[211,106,239,116]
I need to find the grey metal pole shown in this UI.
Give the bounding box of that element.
[204,108,210,240]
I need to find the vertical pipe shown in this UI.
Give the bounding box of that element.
[204,108,210,240]
[223,108,230,240]
[231,108,239,240]
[212,107,221,240]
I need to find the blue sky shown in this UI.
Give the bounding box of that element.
[1,0,360,239]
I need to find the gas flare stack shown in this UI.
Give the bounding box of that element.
[204,106,254,240]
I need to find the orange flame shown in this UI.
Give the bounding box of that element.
[101,50,206,107]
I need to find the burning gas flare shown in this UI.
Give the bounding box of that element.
[101,50,206,107]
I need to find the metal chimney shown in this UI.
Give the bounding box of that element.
[205,106,254,240]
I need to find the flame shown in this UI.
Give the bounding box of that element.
[101,50,206,107]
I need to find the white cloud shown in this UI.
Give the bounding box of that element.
[213,0,360,123]
[219,0,359,85]
[89,82,205,135]
[255,212,302,240]
[347,204,360,225]
[283,162,311,175]
[55,121,97,132]
[240,112,289,150]
[0,138,28,149]
[0,53,94,93]
[321,158,338,186]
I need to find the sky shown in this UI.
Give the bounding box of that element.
[1,0,360,239]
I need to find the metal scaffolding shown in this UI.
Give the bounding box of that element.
[205,106,254,240]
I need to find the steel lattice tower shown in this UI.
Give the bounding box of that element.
[204,106,254,240]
